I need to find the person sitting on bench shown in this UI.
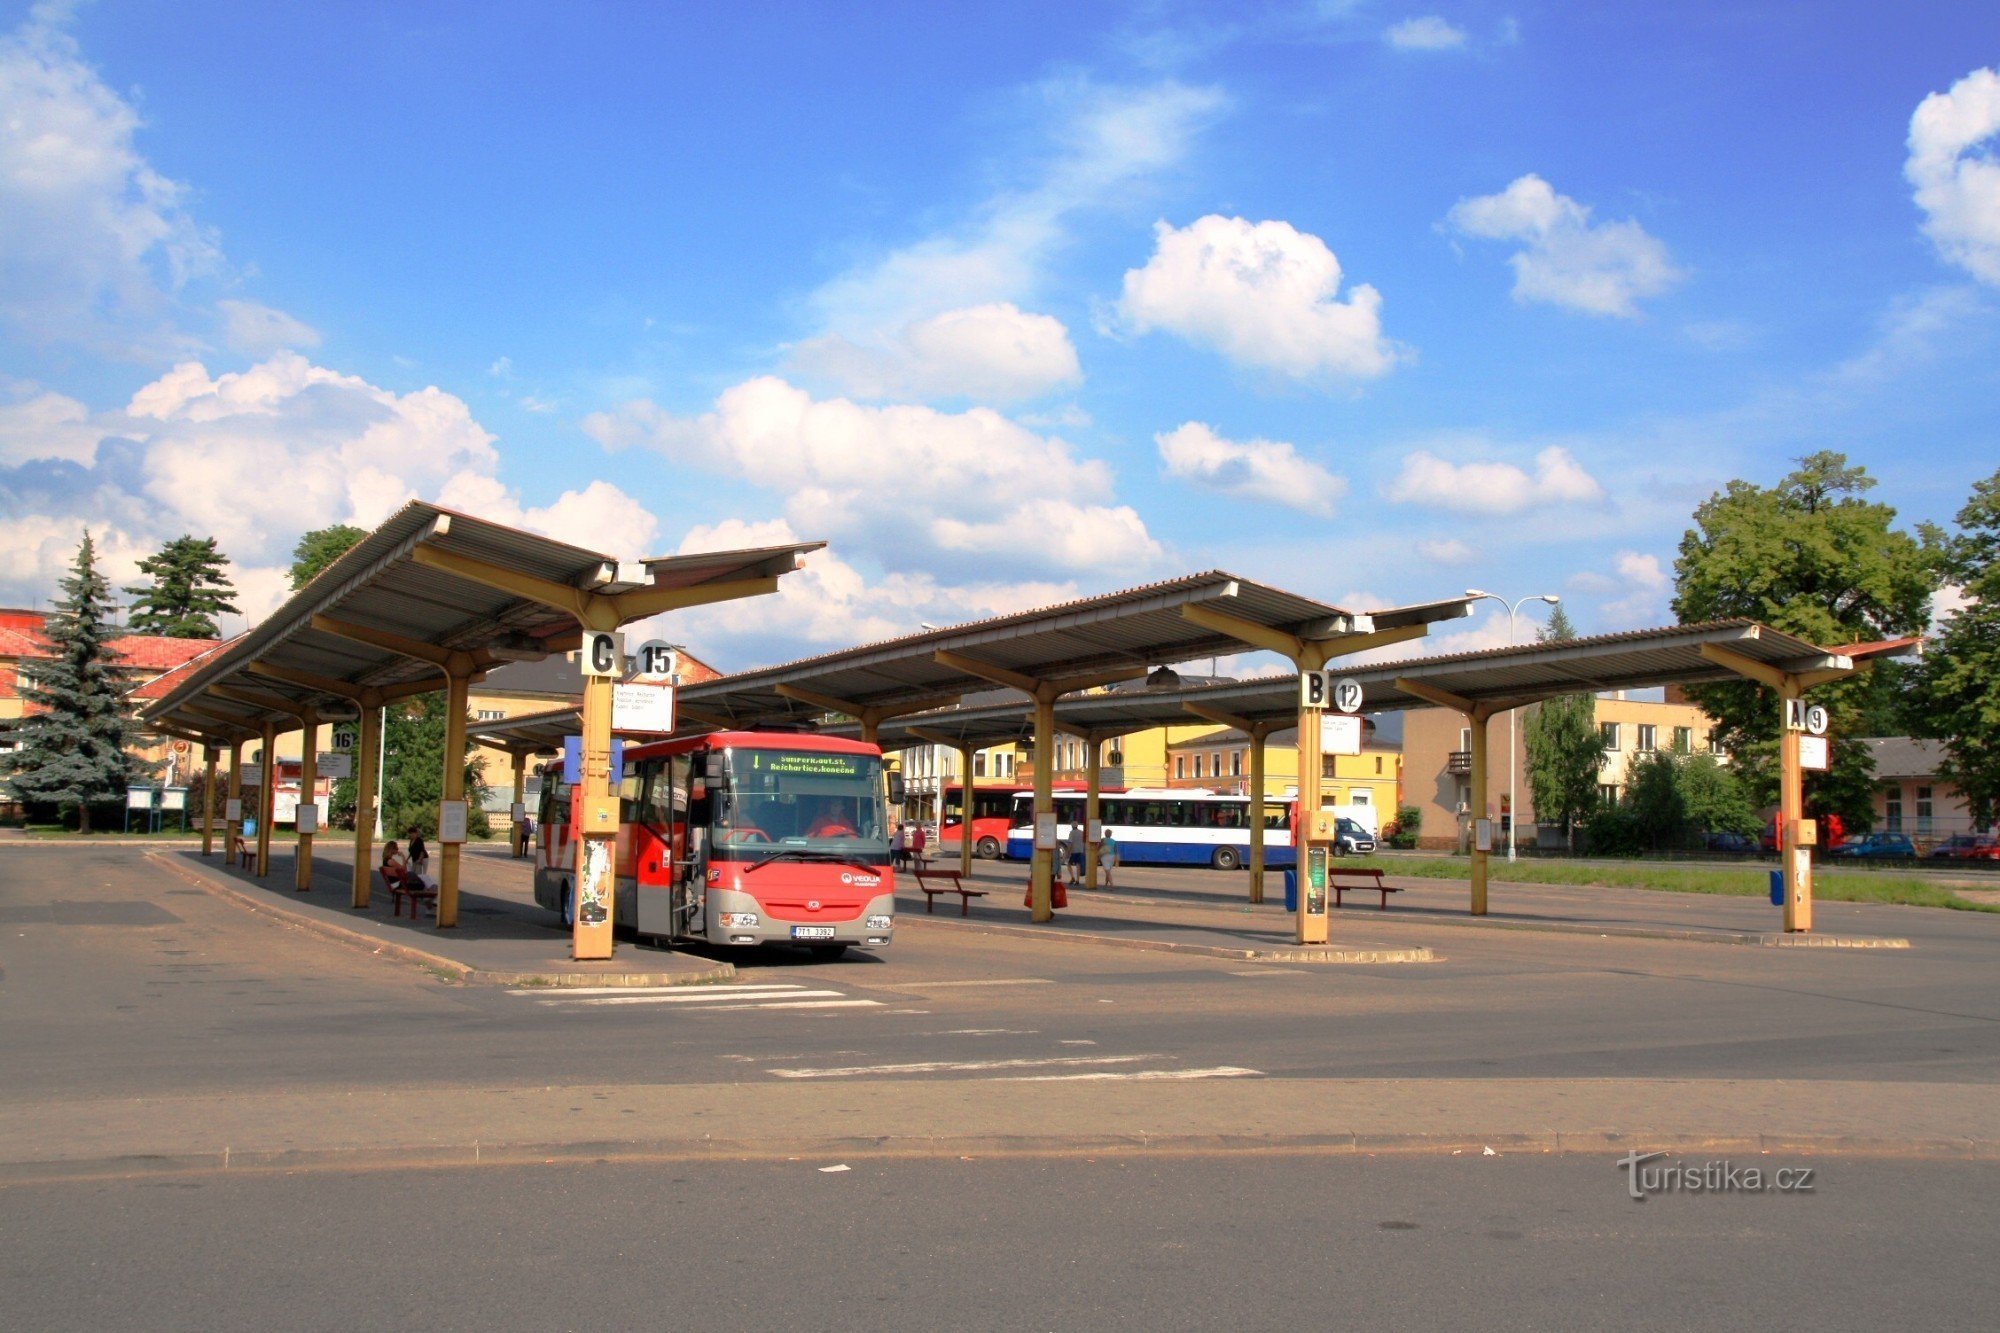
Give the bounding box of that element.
[382,840,425,891]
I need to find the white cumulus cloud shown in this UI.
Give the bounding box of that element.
[1415,537,1476,565]
[792,302,1082,403]
[1446,174,1684,317]
[1384,17,1468,50]
[0,352,656,623]
[583,376,1164,578]
[1906,65,2000,286]
[1117,215,1402,379]
[1154,421,1346,516]
[0,4,221,355]
[1383,445,1604,514]
[217,299,321,355]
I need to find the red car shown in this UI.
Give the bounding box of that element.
[1762,813,1845,853]
[1928,834,2000,860]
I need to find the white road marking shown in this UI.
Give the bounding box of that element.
[509,983,806,999]
[930,1028,1038,1036]
[1228,970,1303,978]
[548,989,847,1007]
[901,978,1054,988]
[699,999,883,1011]
[1057,1039,1097,1046]
[1001,1067,1264,1082]
[767,1054,1154,1080]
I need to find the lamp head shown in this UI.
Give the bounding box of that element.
[1464,588,1491,600]
[1539,595,1561,605]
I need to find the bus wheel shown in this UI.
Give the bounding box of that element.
[975,836,1000,859]
[559,879,576,929]
[809,944,848,961]
[1211,846,1242,871]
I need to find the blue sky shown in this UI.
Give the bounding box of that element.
[1,0,1995,668]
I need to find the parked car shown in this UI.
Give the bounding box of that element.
[1928,834,2000,860]
[1334,817,1376,856]
[1706,831,1758,855]
[1761,813,1847,853]
[1828,832,1917,860]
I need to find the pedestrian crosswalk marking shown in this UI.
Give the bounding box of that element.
[767,1054,1154,1080]
[1000,1066,1262,1082]
[512,982,884,1013]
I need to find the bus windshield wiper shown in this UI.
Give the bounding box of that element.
[740,847,884,876]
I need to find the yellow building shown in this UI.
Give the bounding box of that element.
[1163,726,1402,833]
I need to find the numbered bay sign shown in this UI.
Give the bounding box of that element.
[581,630,625,678]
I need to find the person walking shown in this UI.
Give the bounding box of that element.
[909,820,928,865]
[1100,829,1119,890]
[890,820,907,869]
[1065,821,1087,890]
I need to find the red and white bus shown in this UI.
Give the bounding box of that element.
[937,780,1117,859]
[535,730,896,958]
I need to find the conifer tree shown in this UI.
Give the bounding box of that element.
[2,534,146,831]
[125,534,239,638]
[1522,605,1606,851]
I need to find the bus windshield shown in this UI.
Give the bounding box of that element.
[720,747,888,860]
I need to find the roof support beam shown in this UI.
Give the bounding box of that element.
[247,660,448,711]
[308,615,490,677]
[1178,606,1429,670]
[407,543,790,631]
[772,685,963,744]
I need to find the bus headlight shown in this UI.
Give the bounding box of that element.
[718,912,760,928]
[865,915,893,930]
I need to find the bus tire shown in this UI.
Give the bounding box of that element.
[809,944,848,961]
[1211,846,1242,871]
[559,879,575,929]
[975,835,1000,859]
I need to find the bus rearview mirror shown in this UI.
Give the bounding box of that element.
[887,773,906,806]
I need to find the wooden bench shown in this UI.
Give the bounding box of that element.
[1329,867,1401,909]
[381,868,438,918]
[912,865,988,916]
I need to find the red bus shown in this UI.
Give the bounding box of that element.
[535,730,896,958]
[937,780,1115,859]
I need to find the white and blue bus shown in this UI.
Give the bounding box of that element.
[1005,790,1378,870]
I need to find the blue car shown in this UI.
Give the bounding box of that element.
[1829,832,1916,859]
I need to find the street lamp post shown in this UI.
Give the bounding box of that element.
[1465,589,1561,863]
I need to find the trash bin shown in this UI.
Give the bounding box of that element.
[1768,869,1784,906]
[1284,869,1297,913]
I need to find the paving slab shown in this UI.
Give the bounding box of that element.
[151,845,734,988]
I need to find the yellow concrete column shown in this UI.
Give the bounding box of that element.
[228,741,243,863]
[958,743,976,877]
[294,711,318,893]
[1294,703,1327,944]
[1084,738,1102,890]
[1468,710,1491,916]
[351,703,381,909]
[256,723,276,877]
[200,745,217,856]
[1778,682,1813,933]
[510,752,529,857]
[573,667,617,959]
[1248,729,1268,905]
[1030,696,1056,922]
[437,671,470,929]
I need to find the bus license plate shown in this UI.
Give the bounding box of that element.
[791,926,836,941]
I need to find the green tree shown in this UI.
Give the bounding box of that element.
[1676,751,1762,839]
[1522,606,1606,851]
[289,524,367,591]
[379,692,492,840]
[1921,467,2000,828]
[1623,750,1690,851]
[1672,451,1939,826]
[1,534,148,831]
[125,534,239,638]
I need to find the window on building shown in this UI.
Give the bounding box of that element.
[973,753,986,779]
[475,709,504,721]
[1636,724,1657,753]
[1599,783,1620,804]
[1600,722,1621,750]
[1884,787,1903,833]
[1209,752,1221,781]
[1351,790,1371,807]
[1192,754,1204,780]
[1231,750,1242,778]
[1374,756,1383,774]
[1321,755,1337,780]
[1175,756,1186,780]
[1672,726,1693,753]
[1459,726,1471,751]
[1917,786,1933,836]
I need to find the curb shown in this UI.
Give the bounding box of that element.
[1052,887,1911,951]
[147,851,737,989]
[897,910,1434,965]
[5,1128,1995,1186]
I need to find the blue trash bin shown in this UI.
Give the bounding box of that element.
[1283,869,1298,913]
[1768,869,1784,906]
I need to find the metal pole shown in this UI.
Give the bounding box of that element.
[200,745,217,856]
[372,705,386,842]
[351,702,381,909]
[294,711,318,892]
[1084,738,1102,891]
[957,743,976,878]
[1469,710,1490,915]
[1030,697,1056,922]
[437,671,470,929]
[256,723,276,878]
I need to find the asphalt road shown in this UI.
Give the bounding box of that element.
[4,1155,1996,1332]
[3,843,1998,1108]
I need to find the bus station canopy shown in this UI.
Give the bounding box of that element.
[141,500,821,742]
[842,618,1921,754]
[665,574,1471,732]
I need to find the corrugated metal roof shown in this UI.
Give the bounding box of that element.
[141,500,818,741]
[673,574,1470,729]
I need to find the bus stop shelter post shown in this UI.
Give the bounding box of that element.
[228,741,243,863]
[351,700,381,908]
[1030,696,1056,922]
[1467,708,1491,915]
[294,708,319,892]
[256,721,276,877]
[509,752,529,857]
[1696,642,1857,935]
[958,743,976,876]
[200,744,217,856]
[436,667,472,929]
[1084,735,1102,890]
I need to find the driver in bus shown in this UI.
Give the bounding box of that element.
[804,798,858,839]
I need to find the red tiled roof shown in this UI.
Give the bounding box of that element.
[106,635,219,671]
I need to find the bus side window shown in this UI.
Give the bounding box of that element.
[1214,804,1239,829]
[1264,808,1288,830]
